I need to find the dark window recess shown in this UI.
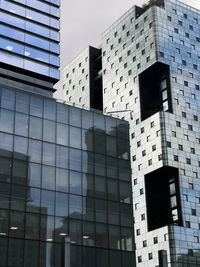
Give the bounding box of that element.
[145,166,182,231]
[139,62,173,121]
[89,46,103,111]
[158,250,168,267]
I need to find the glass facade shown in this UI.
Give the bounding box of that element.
[62,0,200,266]
[0,85,134,267]
[0,0,60,82]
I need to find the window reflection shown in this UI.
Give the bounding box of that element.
[40,215,54,241]
[69,195,82,219]
[24,240,39,267]
[70,171,82,195]
[15,113,29,137]
[41,190,55,216]
[0,109,14,134]
[26,187,41,213]
[0,133,13,157]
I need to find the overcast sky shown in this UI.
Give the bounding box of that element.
[60,0,200,69]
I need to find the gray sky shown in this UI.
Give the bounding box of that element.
[60,0,200,69]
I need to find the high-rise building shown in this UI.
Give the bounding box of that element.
[0,0,60,94]
[62,0,200,266]
[0,1,135,267]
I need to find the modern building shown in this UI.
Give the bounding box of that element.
[0,0,60,94]
[63,46,103,111]
[0,1,135,267]
[62,0,200,266]
[0,85,134,267]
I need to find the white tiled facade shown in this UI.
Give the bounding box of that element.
[62,48,90,107]
[102,0,200,266]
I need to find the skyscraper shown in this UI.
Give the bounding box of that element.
[0,1,135,266]
[0,0,60,94]
[62,0,200,266]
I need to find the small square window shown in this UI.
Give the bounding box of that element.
[142,150,146,156]
[166,141,171,148]
[174,28,178,33]
[137,141,141,147]
[182,112,186,118]
[136,229,140,236]
[152,145,156,151]
[188,183,194,189]
[172,131,176,137]
[194,115,198,121]
[188,124,193,131]
[178,144,183,151]
[186,221,191,228]
[174,155,178,162]
[143,240,147,247]
[149,253,153,260]
[191,209,196,216]
[182,60,187,66]
[186,158,191,164]
[154,237,158,244]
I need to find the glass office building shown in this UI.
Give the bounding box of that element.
[0,0,60,92]
[62,0,200,266]
[0,84,135,267]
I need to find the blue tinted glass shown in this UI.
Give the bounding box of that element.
[50,67,59,79]
[26,9,49,25]
[50,6,60,17]
[26,21,50,39]
[0,11,25,29]
[25,34,49,51]
[0,24,24,42]
[50,30,60,42]
[1,1,26,16]
[24,59,50,76]
[50,42,60,53]
[0,38,24,54]
[50,54,60,67]
[24,47,50,64]
[27,0,50,14]
[0,51,23,68]
[50,17,60,29]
